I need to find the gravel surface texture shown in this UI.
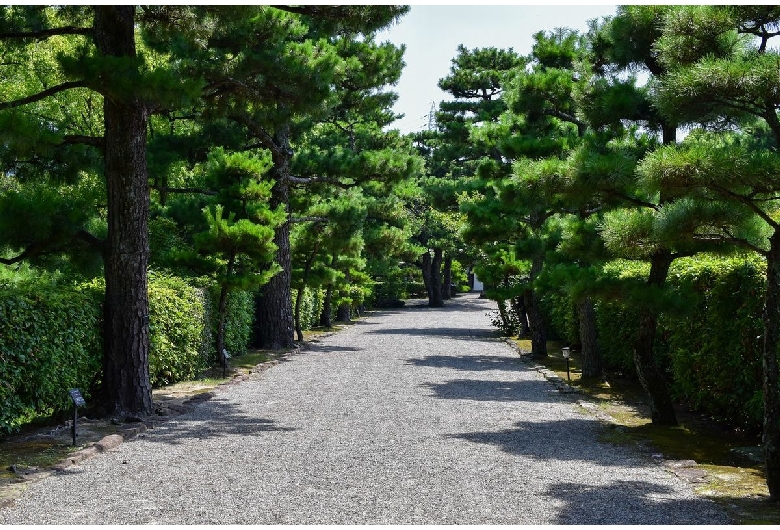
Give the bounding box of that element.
[0,294,729,524]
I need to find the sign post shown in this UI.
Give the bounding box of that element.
[68,388,86,446]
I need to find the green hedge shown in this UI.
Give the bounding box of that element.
[293,287,326,331]
[148,273,210,387]
[539,254,767,431]
[0,282,103,434]
[662,255,765,429]
[0,271,259,433]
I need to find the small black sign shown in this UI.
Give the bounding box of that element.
[68,388,86,407]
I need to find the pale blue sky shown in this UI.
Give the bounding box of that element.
[377,5,619,134]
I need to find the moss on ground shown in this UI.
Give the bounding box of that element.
[512,337,780,524]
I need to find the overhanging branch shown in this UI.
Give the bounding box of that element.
[0,81,88,111]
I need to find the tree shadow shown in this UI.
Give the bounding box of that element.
[304,343,365,353]
[144,399,296,446]
[545,480,729,524]
[406,354,525,372]
[404,296,494,313]
[447,418,627,465]
[367,327,500,341]
[422,378,562,403]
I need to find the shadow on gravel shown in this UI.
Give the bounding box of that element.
[423,379,557,403]
[546,480,727,524]
[145,400,296,446]
[367,327,500,341]
[407,354,525,372]
[404,297,492,313]
[447,418,628,466]
[305,344,365,353]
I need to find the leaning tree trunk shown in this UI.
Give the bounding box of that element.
[95,6,152,418]
[634,249,677,426]
[763,230,780,500]
[577,296,602,380]
[429,247,444,308]
[253,128,294,350]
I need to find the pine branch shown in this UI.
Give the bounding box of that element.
[291,216,328,223]
[0,81,88,110]
[0,26,92,40]
[151,185,217,196]
[60,135,104,150]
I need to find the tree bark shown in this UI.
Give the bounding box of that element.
[634,249,678,425]
[511,296,529,337]
[442,255,452,300]
[420,251,433,300]
[577,296,602,380]
[253,127,294,350]
[524,288,547,359]
[95,6,152,418]
[429,247,444,307]
[763,230,780,500]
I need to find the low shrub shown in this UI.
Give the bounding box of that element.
[148,273,209,386]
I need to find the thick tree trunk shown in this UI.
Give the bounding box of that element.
[442,255,452,300]
[763,231,780,500]
[634,249,677,425]
[429,247,444,307]
[577,296,602,380]
[253,127,294,350]
[95,6,152,418]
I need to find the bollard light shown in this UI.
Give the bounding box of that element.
[561,346,571,382]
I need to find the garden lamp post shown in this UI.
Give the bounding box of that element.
[561,346,571,381]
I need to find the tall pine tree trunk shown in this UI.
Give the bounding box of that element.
[577,296,602,380]
[253,127,294,350]
[95,6,152,418]
[763,230,780,500]
[634,249,677,425]
[429,247,444,307]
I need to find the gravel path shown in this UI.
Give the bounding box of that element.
[0,293,728,524]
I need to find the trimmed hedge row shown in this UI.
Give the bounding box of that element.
[543,254,766,431]
[0,282,103,433]
[0,273,259,434]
